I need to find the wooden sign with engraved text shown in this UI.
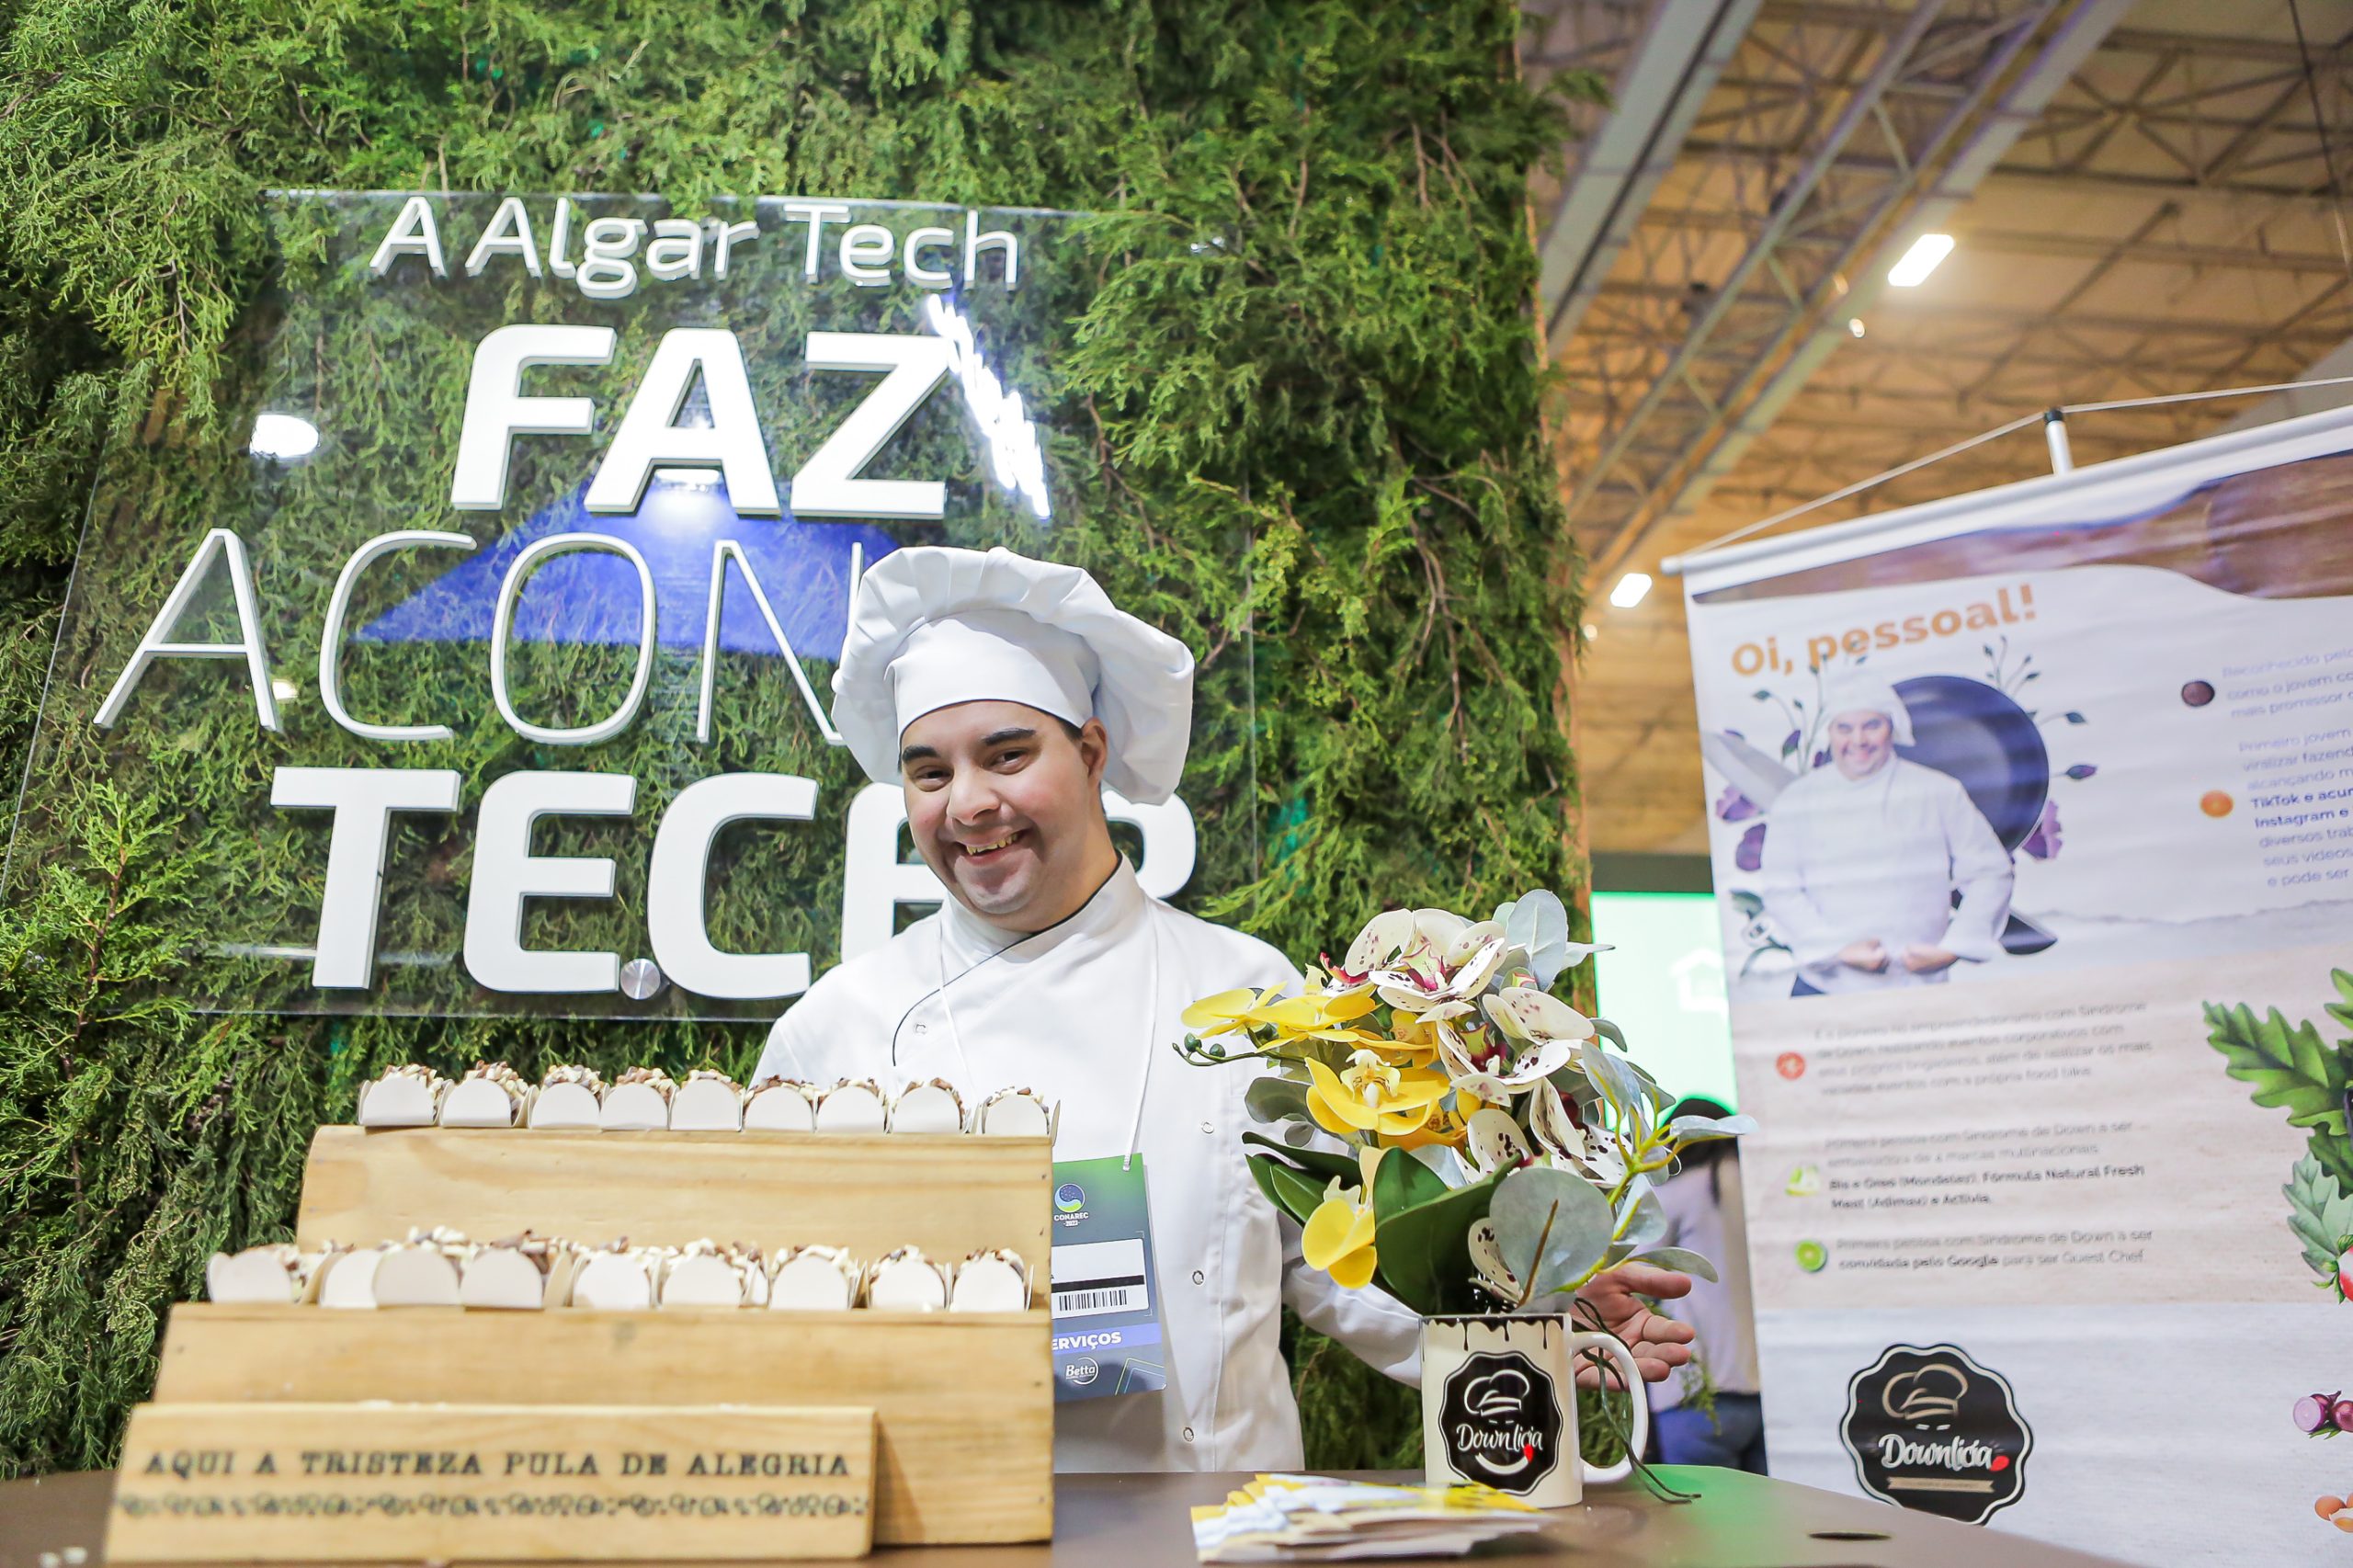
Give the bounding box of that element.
[106,1402,877,1563]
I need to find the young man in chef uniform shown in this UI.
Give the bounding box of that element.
[1760,671,2015,997]
[756,545,1693,1473]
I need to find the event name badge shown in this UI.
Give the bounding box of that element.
[1049,1155,1168,1402]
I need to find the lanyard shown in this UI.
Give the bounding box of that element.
[932,882,1164,1166]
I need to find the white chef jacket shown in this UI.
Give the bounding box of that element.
[1760,756,2014,994]
[754,858,1423,1473]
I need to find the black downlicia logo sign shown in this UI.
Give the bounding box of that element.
[1841,1343,2031,1524]
[1437,1349,1563,1496]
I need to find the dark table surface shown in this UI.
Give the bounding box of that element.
[0,1467,2132,1568]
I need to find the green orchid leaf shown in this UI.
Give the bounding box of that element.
[1490,1165,1613,1298]
[1242,1130,1358,1184]
[2206,1001,2348,1132]
[1374,1172,1503,1316]
[1372,1144,1449,1221]
[1629,1245,1719,1283]
[1245,1074,1313,1128]
[1255,1154,1328,1227]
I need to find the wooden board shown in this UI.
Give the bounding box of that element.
[151,1304,1052,1547]
[295,1128,1051,1280]
[108,1401,876,1562]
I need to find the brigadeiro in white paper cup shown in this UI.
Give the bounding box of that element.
[815,1078,887,1132]
[744,1077,819,1131]
[864,1246,949,1312]
[767,1246,861,1311]
[974,1086,1056,1138]
[440,1062,530,1128]
[570,1241,663,1310]
[600,1067,676,1131]
[889,1078,965,1133]
[357,1062,449,1128]
[529,1064,605,1130]
[670,1070,747,1132]
[949,1248,1031,1312]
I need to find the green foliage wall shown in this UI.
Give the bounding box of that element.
[0,0,1588,1473]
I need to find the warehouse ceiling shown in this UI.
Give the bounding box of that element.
[1521,0,2353,853]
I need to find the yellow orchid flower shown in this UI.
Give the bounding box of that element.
[1256,992,1381,1046]
[1181,986,1284,1040]
[1381,1093,1483,1150]
[1304,1052,1450,1137]
[1301,1149,1384,1289]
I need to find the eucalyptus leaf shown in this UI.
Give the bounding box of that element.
[1615,1177,1667,1253]
[1630,1246,1719,1284]
[1667,1111,1757,1142]
[1245,1074,1313,1128]
[1497,889,1572,990]
[1577,1040,1645,1114]
[1489,1165,1614,1297]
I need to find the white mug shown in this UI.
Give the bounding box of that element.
[1419,1312,1648,1508]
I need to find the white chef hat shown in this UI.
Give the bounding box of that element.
[831,545,1197,805]
[1818,670,1915,746]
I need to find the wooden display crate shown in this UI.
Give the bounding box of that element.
[122,1125,1055,1559]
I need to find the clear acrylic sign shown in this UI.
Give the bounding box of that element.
[11,192,1250,1020]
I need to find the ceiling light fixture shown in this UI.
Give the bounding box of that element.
[1887,233,1955,289]
[1608,573,1653,609]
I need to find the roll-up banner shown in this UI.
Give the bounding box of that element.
[1682,403,2353,1566]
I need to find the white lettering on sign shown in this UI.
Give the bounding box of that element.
[463,770,638,994]
[449,326,969,520]
[270,767,463,988]
[318,530,479,743]
[448,324,616,511]
[583,328,781,514]
[373,199,1018,298]
[647,773,818,1000]
[95,528,281,733]
[488,533,656,746]
[791,333,954,519]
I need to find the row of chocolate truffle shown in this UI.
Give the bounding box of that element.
[356,1062,1055,1137]
[205,1232,1029,1313]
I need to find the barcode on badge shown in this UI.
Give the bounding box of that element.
[1051,1283,1147,1316]
[1051,1237,1153,1322]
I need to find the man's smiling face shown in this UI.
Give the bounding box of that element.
[899,699,1114,931]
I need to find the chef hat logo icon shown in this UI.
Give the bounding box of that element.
[1883,1365,1969,1425]
[1462,1368,1530,1420]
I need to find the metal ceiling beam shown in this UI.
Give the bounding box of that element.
[1560,0,1959,531]
[1537,0,1768,343]
[1677,141,2347,207]
[1590,278,2351,340]
[1746,1,2346,63]
[1584,0,2143,583]
[1631,206,2350,272]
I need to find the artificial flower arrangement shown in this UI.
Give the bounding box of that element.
[1178,892,1752,1316]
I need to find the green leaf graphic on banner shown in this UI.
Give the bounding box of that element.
[2204,1001,2348,1131]
[2285,1155,2353,1281]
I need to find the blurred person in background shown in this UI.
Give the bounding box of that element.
[1650,1096,1766,1472]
